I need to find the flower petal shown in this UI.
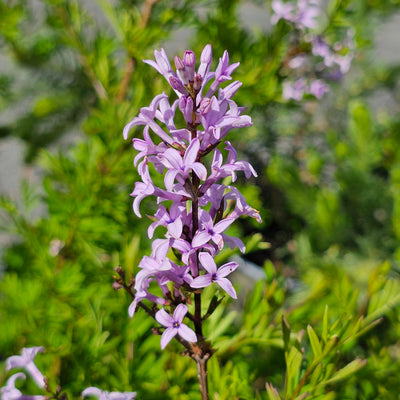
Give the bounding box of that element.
[198,252,217,274]
[217,262,238,278]
[192,230,211,248]
[173,303,188,322]
[177,323,197,343]
[155,308,174,327]
[191,162,208,181]
[216,277,237,299]
[214,218,235,233]
[82,387,103,398]
[160,327,177,349]
[184,138,200,166]
[191,275,213,288]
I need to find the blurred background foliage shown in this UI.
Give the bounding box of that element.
[1,0,400,399]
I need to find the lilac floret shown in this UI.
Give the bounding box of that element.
[155,304,197,349]
[1,373,45,400]
[6,347,46,389]
[82,387,136,400]
[191,252,238,299]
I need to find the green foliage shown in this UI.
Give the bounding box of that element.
[1,0,400,399]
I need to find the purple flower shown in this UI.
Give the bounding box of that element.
[6,347,45,389]
[334,53,353,74]
[147,203,185,239]
[155,304,197,349]
[312,36,331,59]
[131,160,183,217]
[224,185,262,224]
[282,78,306,101]
[143,48,179,95]
[82,387,136,400]
[271,0,295,24]
[132,126,167,171]
[205,50,240,98]
[191,252,238,299]
[123,93,175,145]
[1,373,45,400]
[192,212,235,251]
[308,79,329,99]
[294,0,320,29]
[199,97,252,147]
[287,54,308,69]
[158,138,207,191]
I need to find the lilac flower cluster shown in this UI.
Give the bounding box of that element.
[271,0,354,100]
[123,45,260,350]
[1,347,136,400]
[271,0,320,30]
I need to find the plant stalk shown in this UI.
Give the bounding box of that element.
[195,355,209,400]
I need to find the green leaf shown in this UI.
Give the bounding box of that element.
[282,315,291,352]
[309,363,323,386]
[325,358,367,384]
[285,346,303,396]
[307,325,322,359]
[322,305,328,343]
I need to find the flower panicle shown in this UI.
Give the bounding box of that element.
[123,44,261,350]
[271,0,355,101]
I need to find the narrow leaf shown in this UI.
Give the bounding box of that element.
[285,346,303,395]
[307,325,322,359]
[282,315,291,352]
[325,358,367,384]
[322,305,328,343]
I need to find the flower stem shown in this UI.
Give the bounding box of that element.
[194,354,210,400]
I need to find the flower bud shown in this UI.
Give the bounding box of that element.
[179,96,193,124]
[200,44,212,64]
[198,98,211,115]
[169,76,188,95]
[183,51,195,82]
[174,56,185,71]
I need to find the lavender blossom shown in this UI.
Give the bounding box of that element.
[155,304,197,349]
[271,0,319,29]
[271,1,354,100]
[282,79,306,101]
[82,387,136,400]
[191,252,238,299]
[309,79,330,99]
[6,347,46,389]
[192,213,235,251]
[271,0,295,25]
[1,373,45,400]
[294,0,320,29]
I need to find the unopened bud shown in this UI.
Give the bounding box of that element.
[199,98,211,114]
[174,55,185,71]
[200,44,212,64]
[183,50,195,67]
[183,50,195,82]
[169,76,188,95]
